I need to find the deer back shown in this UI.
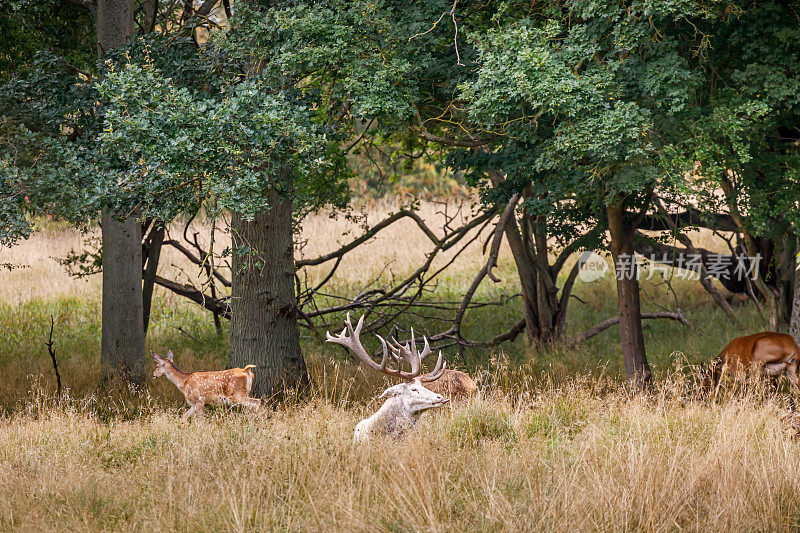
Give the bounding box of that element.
[420,369,477,400]
[183,367,254,402]
[720,332,800,370]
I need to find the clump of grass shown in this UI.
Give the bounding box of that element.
[526,394,589,440]
[446,399,518,444]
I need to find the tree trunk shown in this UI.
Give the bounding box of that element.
[98,0,145,384]
[229,189,308,398]
[778,235,796,327]
[503,215,541,343]
[607,203,651,389]
[791,261,800,346]
[532,214,559,339]
[142,225,164,334]
[101,213,146,383]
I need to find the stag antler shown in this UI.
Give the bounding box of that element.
[385,327,446,382]
[326,313,446,381]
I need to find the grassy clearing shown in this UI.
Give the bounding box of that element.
[2,380,800,531]
[0,202,792,531]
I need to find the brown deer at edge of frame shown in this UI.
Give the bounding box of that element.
[702,332,800,394]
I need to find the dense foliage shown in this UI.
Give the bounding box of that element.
[0,1,798,379]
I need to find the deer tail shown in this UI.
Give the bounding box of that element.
[242,365,256,393]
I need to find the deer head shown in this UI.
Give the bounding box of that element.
[151,350,174,378]
[328,314,451,442]
[377,380,449,412]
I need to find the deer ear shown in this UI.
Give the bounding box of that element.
[166,350,174,362]
[151,351,162,362]
[379,385,401,399]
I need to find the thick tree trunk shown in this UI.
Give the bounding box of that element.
[229,190,308,398]
[101,213,146,383]
[97,0,146,384]
[607,203,651,389]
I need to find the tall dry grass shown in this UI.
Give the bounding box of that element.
[0,201,787,531]
[2,374,799,532]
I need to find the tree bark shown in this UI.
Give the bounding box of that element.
[142,225,164,334]
[101,213,146,383]
[229,189,308,398]
[778,235,796,326]
[98,0,146,384]
[502,215,541,343]
[607,203,651,389]
[791,260,800,346]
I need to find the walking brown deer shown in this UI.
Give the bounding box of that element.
[151,351,261,418]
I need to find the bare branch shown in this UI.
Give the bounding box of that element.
[153,275,231,319]
[45,316,62,395]
[295,209,443,269]
[163,239,231,286]
[568,311,689,346]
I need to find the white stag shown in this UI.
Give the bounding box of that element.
[327,313,450,443]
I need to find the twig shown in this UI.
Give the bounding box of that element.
[176,326,199,342]
[45,316,62,395]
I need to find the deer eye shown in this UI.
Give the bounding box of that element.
[411,388,418,392]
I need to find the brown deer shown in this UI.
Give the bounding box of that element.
[151,351,261,418]
[326,313,454,442]
[703,332,800,393]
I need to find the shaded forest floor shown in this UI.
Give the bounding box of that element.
[1,203,795,531]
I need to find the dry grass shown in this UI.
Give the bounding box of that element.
[0,201,786,531]
[2,376,800,532]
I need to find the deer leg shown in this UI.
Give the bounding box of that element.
[786,359,799,396]
[231,390,261,410]
[182,404,198,420]
[240,397,262,409]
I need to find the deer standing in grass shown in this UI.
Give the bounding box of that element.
[151,351,261,418]
[327,313,454,443]
[703,332,800,393]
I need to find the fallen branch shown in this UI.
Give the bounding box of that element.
[568,311,689,346]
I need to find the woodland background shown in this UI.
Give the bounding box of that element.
[1,0,800,530]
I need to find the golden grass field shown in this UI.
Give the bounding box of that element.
[1,201,796,532]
